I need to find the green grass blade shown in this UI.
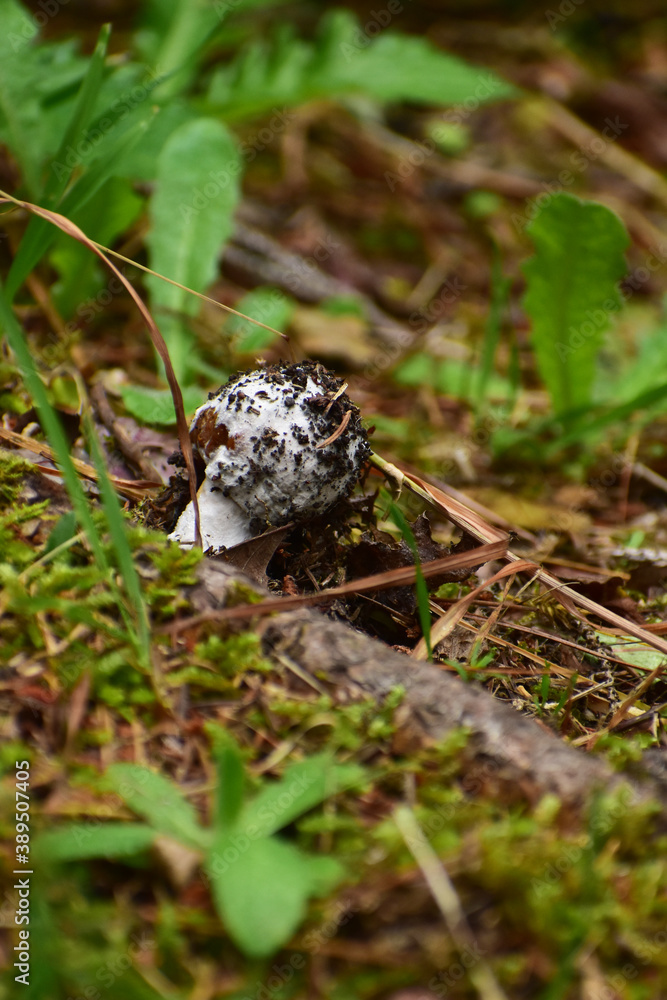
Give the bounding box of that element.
[148,0,223,101]
[44,23,111,204]
[0,280,106,569]
[213,735,245,834]
[81,410,152,666]
[475,246,511,410]
[5,24,111,300]
[385,497,433,660]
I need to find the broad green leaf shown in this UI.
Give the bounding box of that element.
[107,763,209,850]
[145,118,241,382]
[595,631,667,672]
[208,10,516,121]
[207,836,315,957]
[0,0,43,193]
[302,854,345,897]
[113,100,193,181]
[226,286,294,352]
[213,735,245,833]
[522,193,629,414]
[35,822,155,862]
[239,754,365,839]
[338,28,517,106]
[120,384,203,425]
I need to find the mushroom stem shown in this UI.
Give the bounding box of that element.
[169,479,252,551]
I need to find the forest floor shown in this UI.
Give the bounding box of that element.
[1,3,667,999]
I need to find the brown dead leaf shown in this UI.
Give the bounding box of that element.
[466,487,591,533]
[217,524,294,586]
[290,307,375,366]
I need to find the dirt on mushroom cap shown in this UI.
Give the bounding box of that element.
[188,360,370,529]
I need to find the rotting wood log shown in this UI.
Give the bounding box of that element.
[189,560,667,818]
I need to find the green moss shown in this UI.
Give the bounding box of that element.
[195,631,272,676]
[0,448,35,507]
[593,732,656,769]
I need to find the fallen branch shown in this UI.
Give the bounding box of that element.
[188,561,667,816]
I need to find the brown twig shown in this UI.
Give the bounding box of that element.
[90,382,164,483]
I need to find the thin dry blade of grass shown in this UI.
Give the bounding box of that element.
[170,538,509,631]
[394,806,510,1000]
[411,559,537,660]
[0,191,201,546]
[0,427,160,501]
[373,454,667,658]
[89,241,291,342]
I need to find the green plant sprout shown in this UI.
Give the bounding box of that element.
[36,744,365,958]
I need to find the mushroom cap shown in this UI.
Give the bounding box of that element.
[189,361,370,526]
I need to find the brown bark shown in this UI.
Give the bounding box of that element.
[192,560,666,816]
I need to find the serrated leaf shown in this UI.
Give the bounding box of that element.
[35,822,155,862]
[522,193,629,414]
[207,836,314,957]
[146,117,241,382]
[208,9,515,121]
[107,763,209,850]
[338,28,517,106]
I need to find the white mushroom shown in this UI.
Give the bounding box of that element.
[169,361,370,553]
